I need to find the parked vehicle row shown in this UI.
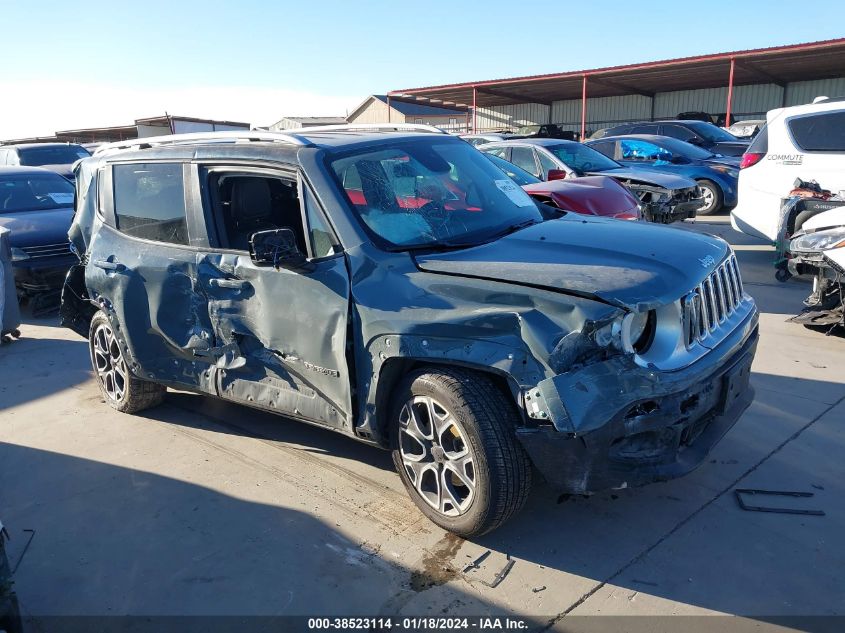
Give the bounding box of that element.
[60,126,758,537]
[0,142,90,181]
[478,138,703,223]
[585,134,739,215]
[0,167,77,297]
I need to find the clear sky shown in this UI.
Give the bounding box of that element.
[1,0,843,138]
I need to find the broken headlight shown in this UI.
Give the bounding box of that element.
[593,310,656,355]
[621,310,656,354]
[791,227,845,254]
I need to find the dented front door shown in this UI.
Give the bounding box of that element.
[197,250,352,430]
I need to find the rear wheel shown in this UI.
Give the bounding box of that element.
[696,179,723,215]
[89,311,165,414]
[390,367,532,537]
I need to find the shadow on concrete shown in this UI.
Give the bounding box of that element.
[0,335,89,412]
[0,442,514,625]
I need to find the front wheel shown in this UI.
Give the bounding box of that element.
[390,368,532,537]
[696,179,723,215]
[89,311,165,414]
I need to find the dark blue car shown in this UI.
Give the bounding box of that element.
[0,166,76,296]
[586,134,739,214]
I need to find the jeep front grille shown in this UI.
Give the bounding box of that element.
[683,254,744,347]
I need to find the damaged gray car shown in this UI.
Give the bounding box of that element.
[61,127,759,536]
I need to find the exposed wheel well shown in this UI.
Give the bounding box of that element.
[372,358,519,446]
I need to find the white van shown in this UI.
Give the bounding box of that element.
[730,97,845,242]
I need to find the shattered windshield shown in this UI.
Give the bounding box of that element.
[329,139,542,249]
[484,153,541,186]
[547,143,620,174]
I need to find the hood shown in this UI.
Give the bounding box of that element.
[0,207,75,248]
[522,176,638,216]
[34,163,75,181]
[590,167,696,190]
[711,141,749,157]
[414,216,729,310]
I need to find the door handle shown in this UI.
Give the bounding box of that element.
[209,278,251,290]
[92,259,125,272]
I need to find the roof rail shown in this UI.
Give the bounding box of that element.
[295,123,448,134]
[93,130,311,155]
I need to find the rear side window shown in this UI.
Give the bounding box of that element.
[113,163,188,245]
[788,111,845,151]
[747,123,768,154]
[661,124,696,141]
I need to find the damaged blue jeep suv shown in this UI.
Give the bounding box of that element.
[61,126,758,536]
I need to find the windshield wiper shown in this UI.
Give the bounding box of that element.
[484,218,540,242]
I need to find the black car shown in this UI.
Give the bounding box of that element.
[511,124,578,141]
[0,167,77,296]
[62,128,758,536]
[597,120,749,156]
[0,143,91,181]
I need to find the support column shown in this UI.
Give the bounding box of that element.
[387,95,391,123]
[580,74,588,141]
[472,86,477,133]
[725,57,735,126]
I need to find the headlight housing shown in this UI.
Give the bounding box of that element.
[10,246,30,262]
[791,227,845,253]
[621,310,656,354]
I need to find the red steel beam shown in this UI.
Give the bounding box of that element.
[726,57,735,127]
[472,86,477,133]
[581,74,587,141]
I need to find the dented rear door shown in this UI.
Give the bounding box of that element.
[85,161,217,390]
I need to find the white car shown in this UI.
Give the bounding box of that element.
[731,97,845,242]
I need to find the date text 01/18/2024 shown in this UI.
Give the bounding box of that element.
[307,617,530,630]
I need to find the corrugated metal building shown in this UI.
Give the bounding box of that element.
[389,39,845,136]
[348,95,469,131]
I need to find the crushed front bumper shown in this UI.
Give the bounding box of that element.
[517,308,758,493]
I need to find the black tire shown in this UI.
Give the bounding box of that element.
[389,367,532,537]
[88,311,165,414]
[696,179,723,215]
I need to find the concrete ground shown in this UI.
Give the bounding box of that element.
[1,213,843,630]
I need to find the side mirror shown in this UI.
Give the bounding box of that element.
[547,169,567,181]
[249,228,310,270]
[670,154,689,164]
[687,137,702,145]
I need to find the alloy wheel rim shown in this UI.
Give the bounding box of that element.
[701,186,715,210]
[92,322,128,402]
[398,395,476,517]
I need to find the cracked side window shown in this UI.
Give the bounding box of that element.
[113,163,188,245]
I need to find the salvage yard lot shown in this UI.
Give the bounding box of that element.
[1,216,843,627]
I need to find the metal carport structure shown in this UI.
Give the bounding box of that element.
[388,38,845,137]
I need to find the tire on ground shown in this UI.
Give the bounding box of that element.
[696,179,723,215]
[89,311,166,414]
[389,367,532,537]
